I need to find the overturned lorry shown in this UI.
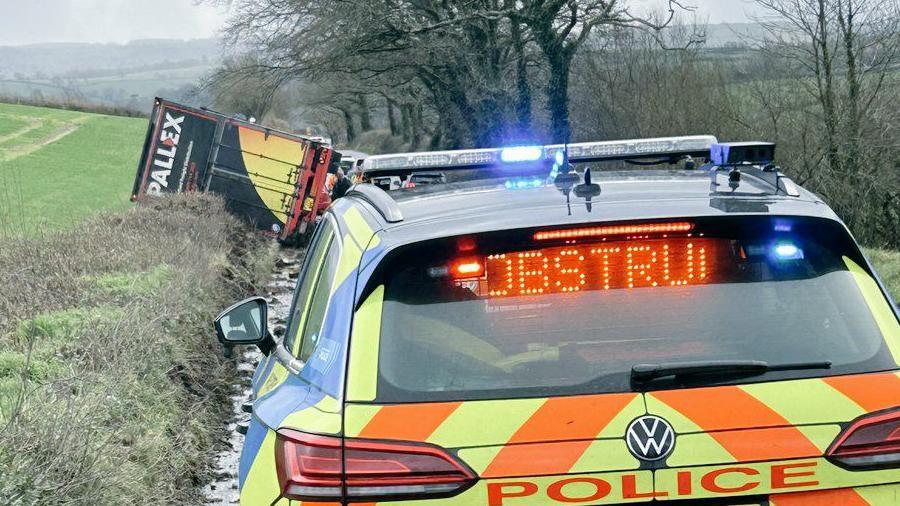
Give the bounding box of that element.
[132,98,336,243]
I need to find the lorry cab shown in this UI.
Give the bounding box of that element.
[216,136,900,506]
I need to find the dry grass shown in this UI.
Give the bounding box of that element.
[0,194,273,505]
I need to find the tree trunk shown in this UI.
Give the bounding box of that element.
[838,0,865,234]
[546,51,572,143]
[429,122,443,150]
[386,99,400,136]
[510,19,532,133]
[815,0,840,175]
[357,94,372,131]
[419,69,474,147]
[839,0,861,168]
[411,103,423,148]
[340,107,356,144]
[400,103,413,142]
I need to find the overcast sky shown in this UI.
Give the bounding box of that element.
[0,0,765,46]
[0,0,229,46]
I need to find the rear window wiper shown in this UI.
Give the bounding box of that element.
[631,359,832,383]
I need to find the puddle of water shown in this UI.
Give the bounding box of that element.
[203,248,302,504]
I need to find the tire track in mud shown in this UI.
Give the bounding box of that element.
[204,247,303,505]
[0,116,90,163]
[0,115,42,145]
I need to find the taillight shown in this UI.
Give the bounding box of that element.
[827,407,900,469]
[275,429,476,502]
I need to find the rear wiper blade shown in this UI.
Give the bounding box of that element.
[631,359,832,382]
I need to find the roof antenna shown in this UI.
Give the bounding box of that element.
[553,143,578,187]
[574,167,601,213]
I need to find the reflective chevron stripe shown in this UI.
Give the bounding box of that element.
[482,393,638,478]
[770,481,900,505]
[741,377,866,425]
[650,385,822,462]
[345,285,384,402]
[644,393,734,467]
[824,372,900,412]
[844,256,900,364]
[358,401,462,441]
[770,487,870,505]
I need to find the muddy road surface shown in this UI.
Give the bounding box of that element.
[203,247,303,504]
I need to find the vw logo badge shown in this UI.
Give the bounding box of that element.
[626,415,676,461]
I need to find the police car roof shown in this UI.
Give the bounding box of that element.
[348,170,836,245]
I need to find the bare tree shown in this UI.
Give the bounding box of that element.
[752,0,900,243]
[570,21,719,141]
[516,0,701,141]
[210,0,697,146]
[205,52,280,119]
[210,0,523,146]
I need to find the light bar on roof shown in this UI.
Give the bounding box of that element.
[363,148,498,171]
[360,135,718,174]
[544,135,718,163]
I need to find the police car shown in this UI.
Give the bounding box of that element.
[215,135,900,506]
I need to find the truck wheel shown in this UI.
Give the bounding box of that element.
[280,222,316,248]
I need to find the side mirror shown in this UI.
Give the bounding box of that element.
[214,296,275,355]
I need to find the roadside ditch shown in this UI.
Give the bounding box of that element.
[204,248,304,504]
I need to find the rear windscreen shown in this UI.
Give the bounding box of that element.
[374,216,898,402]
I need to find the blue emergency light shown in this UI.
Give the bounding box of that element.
[773,242,804,260]
[500,146,543,163]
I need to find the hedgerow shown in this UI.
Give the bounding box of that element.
[0,194,273,504]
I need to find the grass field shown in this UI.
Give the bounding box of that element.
[0,102,146,233]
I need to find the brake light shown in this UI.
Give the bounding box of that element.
[275,429,476,502]
[826,408,900,469]
[534,222,694,241]
[451,258,485,278]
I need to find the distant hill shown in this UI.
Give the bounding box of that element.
[703,23,770,47]
[0,38,220,114]
[0,38,221,77]
[0,25,764,115]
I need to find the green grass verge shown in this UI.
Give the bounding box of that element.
[0,102,146,234]
[866,248,900,299]
[86,264,176,297]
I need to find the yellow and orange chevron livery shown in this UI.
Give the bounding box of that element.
[341,372,900,504]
